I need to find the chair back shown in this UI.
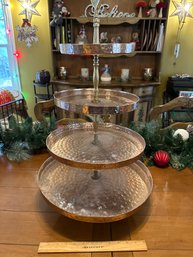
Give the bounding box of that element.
[149,96,193,129]
[34,99,86,125]
[34,99,55,122]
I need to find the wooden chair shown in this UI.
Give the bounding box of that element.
[149,96,193,129]
[34,99,87,125]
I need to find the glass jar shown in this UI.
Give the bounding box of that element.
[143,68,153,81]
[121,68,130,82]
[81,68,89,80]
[57,67,68,80]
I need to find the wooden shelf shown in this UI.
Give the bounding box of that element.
[50,16,167,25]
[34,94,53,99]
[51,78,160,88]
[76,16,139,25]
[53,49,161,55]
[76,16,167,25]
[33,82,51,87]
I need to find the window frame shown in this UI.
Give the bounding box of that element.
[0,0,21,92]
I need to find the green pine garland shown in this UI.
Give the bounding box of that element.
[0,115,56,161]
[129,121,193,171]
[1,116,193,170]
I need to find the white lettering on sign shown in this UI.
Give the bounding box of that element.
[84,4,136,18]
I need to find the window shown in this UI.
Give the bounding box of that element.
[0,0,21,92]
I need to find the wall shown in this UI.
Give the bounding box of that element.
[158,0,193,104]
[11,0,53,119]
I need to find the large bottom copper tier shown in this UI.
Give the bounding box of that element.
[37,157,153,223]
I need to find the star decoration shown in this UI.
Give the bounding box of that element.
[91,0,100,10]
[18,0,41,22]
[170,0,193,24]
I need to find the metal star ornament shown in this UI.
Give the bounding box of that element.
[91,0,100,10]
[170,0,193,24]
[18,0,41,22]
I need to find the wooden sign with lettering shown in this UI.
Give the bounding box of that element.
[84,1,136,17]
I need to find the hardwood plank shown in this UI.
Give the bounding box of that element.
[0,211,93,245]
[0,153,49,170]
[0,245,91,257]
[0,153,49,187]
[0,167,37,188]
[111,219,133,257]
[149,166,193,192]
[92,251,112,257]
[111,219,131,240]
[91,223,111,257]
[113,253,133,257]
[92,223,111,240]
[0,187,52,212]
[129,216,193,250]
[137,191,193,217]
[133,250,193,257]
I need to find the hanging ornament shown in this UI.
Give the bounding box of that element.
[173,128,189,141]
[153,150,170,167]
[16,18,38,48]
[170,0,193,24]
[16,0,41,47]
[18,0,41,22]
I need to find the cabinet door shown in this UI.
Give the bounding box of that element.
[133,101,149,122]
[133,86,153,97]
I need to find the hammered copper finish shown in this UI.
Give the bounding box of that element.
[54,89,139,115]
[37,157,153,223]
[46,123,145,170]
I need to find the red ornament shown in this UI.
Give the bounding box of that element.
[153,150,169,167]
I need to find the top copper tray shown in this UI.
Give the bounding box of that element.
[59,43,135,56]
[54,88,139,115]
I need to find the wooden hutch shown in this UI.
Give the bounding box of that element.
[48,0,169,122]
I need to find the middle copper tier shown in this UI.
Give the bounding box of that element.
[54,88,139,115]
[47,123,145,170]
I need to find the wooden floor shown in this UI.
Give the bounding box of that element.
[0,152,193,257]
